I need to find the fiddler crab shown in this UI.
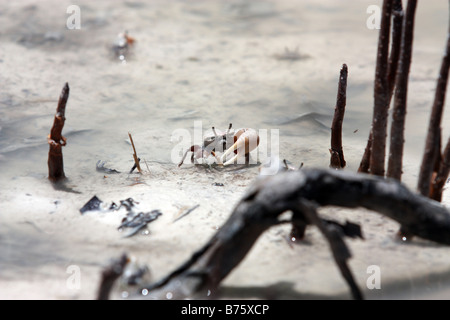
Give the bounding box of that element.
[178,123,260,167]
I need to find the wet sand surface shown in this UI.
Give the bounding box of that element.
[0,0,450,299]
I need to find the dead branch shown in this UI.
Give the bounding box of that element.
[120,168,450,300]
[369,0,394,176]
[387,0,417,181]
[417,18,450,196]
[329,64,348,169]
[48,82,69,182]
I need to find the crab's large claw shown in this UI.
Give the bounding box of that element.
[220,129,259,166]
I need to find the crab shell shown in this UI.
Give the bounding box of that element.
[178,128,260,167]
[202,127,235,153]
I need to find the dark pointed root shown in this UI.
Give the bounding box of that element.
[417,15,450,196]
[48,82,70,182]
[329,64,348,169]
[369,0,394,177]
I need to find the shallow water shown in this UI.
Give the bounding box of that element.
[1,0,450,300]
[1,0,448,181]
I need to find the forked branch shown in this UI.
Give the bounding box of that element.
[118,169,450,300]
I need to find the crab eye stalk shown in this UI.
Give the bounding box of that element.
[226,123,232,134]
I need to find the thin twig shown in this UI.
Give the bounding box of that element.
[173,204,200,223]
[144,158,151,173]
[330,64,348,169]
[128,132,142,174]
[387,0,417,181]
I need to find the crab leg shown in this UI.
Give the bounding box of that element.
[178,145,216,167]
[178,147,194,167]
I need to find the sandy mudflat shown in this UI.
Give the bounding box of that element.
[1,0,450,300]
[1,158,449,300]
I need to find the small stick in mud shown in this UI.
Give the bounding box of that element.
[387,0,417,181]
[429,137,450,201]
[128,132,142,174]
[369,0,393,177]
[417,20,450,196]
[48,82,69,182]
[329,63,348,169]
[173,204,200,223]
[358,133,372,173]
